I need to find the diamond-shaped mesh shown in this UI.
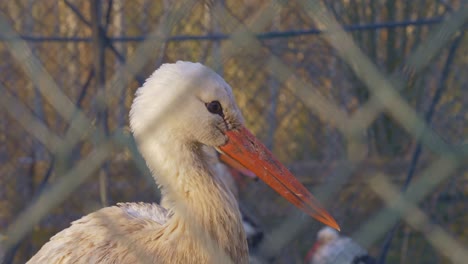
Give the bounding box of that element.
[0,0,466,263]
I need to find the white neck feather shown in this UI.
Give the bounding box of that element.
[134,130,248,263]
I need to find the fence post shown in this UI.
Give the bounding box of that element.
[90,0,109,207]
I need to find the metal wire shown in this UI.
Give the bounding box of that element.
[0,0,466,263]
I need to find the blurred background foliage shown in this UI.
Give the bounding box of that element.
[0,0,466,263]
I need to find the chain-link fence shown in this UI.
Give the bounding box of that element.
[0,0,466,263]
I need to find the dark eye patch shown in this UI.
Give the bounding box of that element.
[205,101,224,117]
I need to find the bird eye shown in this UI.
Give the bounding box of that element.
[205,101,223,116]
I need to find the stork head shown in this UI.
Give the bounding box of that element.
[130,61,340,231]
[317,226,339,243]
[130,61,243,147]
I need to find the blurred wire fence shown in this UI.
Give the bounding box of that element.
[0,0,466,263]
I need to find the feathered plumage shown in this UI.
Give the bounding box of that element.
[28,61,338,264]
[306,227,376,264]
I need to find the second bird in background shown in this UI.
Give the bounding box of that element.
[306,227,376,264]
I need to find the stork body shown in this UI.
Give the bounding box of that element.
[28,62,338,263]
[306,227,375,264]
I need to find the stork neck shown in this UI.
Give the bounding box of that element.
[137,135,248,263]
[142,138,213,199]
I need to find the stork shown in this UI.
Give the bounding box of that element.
[305,227,375,264]
[27,61,339,263]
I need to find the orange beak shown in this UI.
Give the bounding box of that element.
[218,126,340,231]
[219,153,257,189]
[219,153,257,179]
[305,242,321,263]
